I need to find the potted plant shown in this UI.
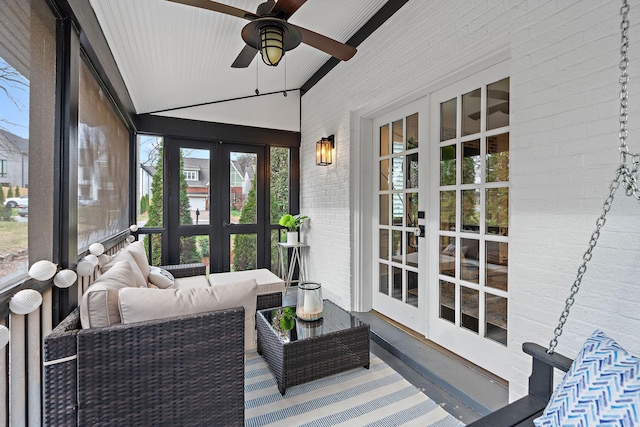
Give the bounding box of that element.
[271,306,296,342]
[278,213,308,245]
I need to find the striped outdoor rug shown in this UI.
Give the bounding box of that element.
[244,351,465,427]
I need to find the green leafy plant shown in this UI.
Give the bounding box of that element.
[278,214,308,232]
[272,306,296,331]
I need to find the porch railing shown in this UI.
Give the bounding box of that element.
[0,235,128,427]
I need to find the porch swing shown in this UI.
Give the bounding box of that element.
[468,2,640,426]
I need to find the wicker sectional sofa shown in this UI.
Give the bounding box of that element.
[43,241,286,426]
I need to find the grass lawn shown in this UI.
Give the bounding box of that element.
[0,221,28,254]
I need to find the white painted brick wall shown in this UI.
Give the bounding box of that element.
[301,0,640,401]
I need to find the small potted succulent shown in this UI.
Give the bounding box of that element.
[278,214,308,245]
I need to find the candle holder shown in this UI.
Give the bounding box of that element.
[296,282,323,321]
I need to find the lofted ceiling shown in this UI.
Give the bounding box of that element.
[89,0,390,130]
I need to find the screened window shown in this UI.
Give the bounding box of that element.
[0,0,56,289]
[78,59,130,251]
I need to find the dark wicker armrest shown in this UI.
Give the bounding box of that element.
[159,262,206,278]
[76,307,245,426]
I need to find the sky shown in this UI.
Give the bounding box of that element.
[0,57,29,139]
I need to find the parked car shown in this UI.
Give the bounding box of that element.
[5,195,28,208]
[18,203,28,217]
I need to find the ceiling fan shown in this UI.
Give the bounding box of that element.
[167,0,358,67]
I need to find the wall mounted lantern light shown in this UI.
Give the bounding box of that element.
[316,135,335,166]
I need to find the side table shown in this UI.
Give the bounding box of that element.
[277,242,308,289]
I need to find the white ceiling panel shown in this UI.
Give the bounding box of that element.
[155,89,301,131]
[89,0,389,120]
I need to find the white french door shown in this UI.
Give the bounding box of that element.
[372,101,427,334]
[428,62,510,379]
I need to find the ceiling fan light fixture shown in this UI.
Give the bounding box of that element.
[260,25,284,66]
[241,18,302,67]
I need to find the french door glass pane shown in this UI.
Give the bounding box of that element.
[380,158,389,190]
[460,286,479,333]
[486,188,509,235]
[231,233,257,271]
[379,194,389,225]
[392,194,403,225]
[485,293,507,345]
[406,153,418,188]
[439,235,455,278]
[392,230,403,260]
[486,241,508,291]
[407,271,418,307]
[461,189,480,233]
[439,280,455,323]
[270,147,289,224]
[439,191,456,231]
[487,78,510,130]
[379,264,389,294]
[379,229,389,260]
[462,139,481,184]
[406,231,418,268]
[460,238,479,284]
[392,120,403,153]
[440,145,456,186]
[406,192,418,228]
[380,124,389,156]
[391,156,404,190]
[406,113,419,149]
[486,133,509,182]
[440,98,457,141]
[462,88,481,136]
[230,152,257,224]
[392,266,402,300]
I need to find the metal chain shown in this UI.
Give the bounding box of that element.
[547,169,623,353]
[547,0,640,353]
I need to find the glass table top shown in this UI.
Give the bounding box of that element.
[258,300,368,342]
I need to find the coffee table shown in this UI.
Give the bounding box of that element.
[256,300,370,395]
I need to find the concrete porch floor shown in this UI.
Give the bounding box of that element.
[283,287,508,425]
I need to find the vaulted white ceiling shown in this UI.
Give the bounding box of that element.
[89,0,389,130]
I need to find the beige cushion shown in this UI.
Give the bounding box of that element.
[208,269,285,295]
[118,279,258,350]
[148,266,175,289]
[80,261,136,328]
[123,241,150,281]
[174,275,210,289]
[101,250,147,288]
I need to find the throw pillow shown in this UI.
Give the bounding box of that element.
[101,250,147,288]
[118,278,258,351]
[123,241,150,281]
[80,261,137,328]
[534,330,640,427]
[148,266,175,289]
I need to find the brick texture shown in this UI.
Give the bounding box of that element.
[300,0,640,401]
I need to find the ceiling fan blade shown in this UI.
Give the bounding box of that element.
[270,0,307,19]
[231,44,259,68]
[296,26,356,61]
[166,0,259,20]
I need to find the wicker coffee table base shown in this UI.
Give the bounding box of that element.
[256,301,370,395]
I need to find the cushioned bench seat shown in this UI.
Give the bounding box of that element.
[208,268,285,310]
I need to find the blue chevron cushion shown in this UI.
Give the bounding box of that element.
[534,330,640,427]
